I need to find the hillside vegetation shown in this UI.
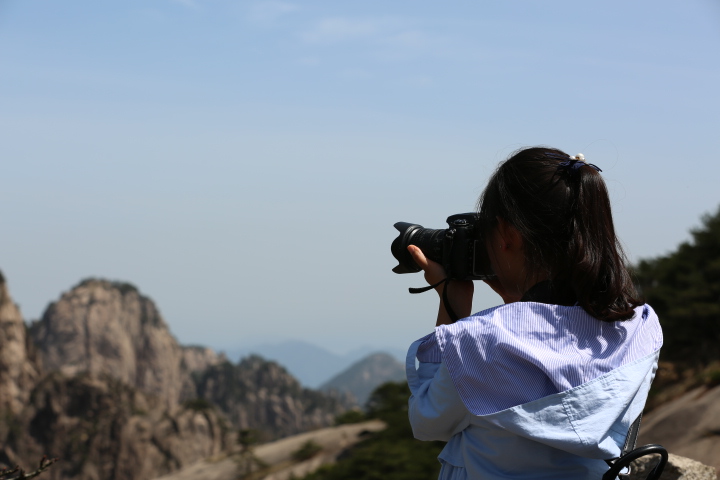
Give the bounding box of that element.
[634,206,720,407]
[302,382,444,480]
[635,206,720,364]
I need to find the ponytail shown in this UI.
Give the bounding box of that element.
[478,147,641,322]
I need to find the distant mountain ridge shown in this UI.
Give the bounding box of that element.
[230,340,405,388]
[320,352,406,406]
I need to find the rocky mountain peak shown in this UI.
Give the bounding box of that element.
[29,278,187,406]
[320,352,406,406]
[181,345,227,374]
[195,354,349,439]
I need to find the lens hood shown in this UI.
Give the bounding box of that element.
[391,222,423,273]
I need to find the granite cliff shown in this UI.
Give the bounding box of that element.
[181,345,226,375]
[195,355,346,440]
[0,272,40,416]
[29,279,194,407]
[7,371,231,480]
[0,273,346,480]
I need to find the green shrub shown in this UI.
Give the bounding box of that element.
[292,440,323,462]
[335,409,366,425]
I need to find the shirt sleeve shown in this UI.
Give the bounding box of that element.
[406,333,471,442]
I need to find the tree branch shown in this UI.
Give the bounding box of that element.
[0,456,59,480]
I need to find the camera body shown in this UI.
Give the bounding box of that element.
[391,213,495,281]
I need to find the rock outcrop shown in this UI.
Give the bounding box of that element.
[6,371,231,480]
[195,355,347,440]
[29,279,189,407]
[0,272,40,415]
[181,345,226,375]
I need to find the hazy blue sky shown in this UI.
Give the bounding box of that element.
[1,0,719,356]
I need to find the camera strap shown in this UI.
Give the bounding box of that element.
[408,278,447,294]
[408,278,459,322]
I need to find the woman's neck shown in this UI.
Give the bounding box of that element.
[520,279,577,306]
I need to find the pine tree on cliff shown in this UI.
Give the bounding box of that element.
[634,205,720,364]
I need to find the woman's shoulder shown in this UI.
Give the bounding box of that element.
[435,302,661,358]
[432,302,661,415]
[438,301,583,336]
[445,301,659,331]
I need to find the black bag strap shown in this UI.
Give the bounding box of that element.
[602,414,668,480]
[623,413,643,455]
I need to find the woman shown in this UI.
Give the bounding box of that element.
[405,147,662,479]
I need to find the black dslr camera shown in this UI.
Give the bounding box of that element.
[390,213,495,281]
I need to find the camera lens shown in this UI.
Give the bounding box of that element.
[391,222,446,274]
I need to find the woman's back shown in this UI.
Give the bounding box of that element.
[401,147,661,479]
[407,303,662,480]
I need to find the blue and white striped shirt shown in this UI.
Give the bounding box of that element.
[407,302,663,479]
[415,302,662,416]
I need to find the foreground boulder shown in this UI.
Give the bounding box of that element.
[630,453,717,480]
[638,384,720,473]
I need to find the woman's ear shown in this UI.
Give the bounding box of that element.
[495,216,522,251]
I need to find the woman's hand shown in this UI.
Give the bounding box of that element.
[407,245,474,326]
[406,245,446,287]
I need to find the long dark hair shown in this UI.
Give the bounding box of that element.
[477,147,642,322]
